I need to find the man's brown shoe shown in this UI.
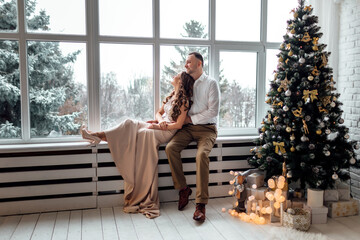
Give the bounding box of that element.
[193,203,206,222]
[178,187,192,210]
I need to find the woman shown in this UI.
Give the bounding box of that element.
[80,72,194,218]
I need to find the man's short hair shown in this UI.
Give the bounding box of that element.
[188,52,204,67]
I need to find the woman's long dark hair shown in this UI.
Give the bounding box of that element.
[163,72,195,121]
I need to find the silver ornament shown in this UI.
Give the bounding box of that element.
[287,171,292,178]
[325,129,331,134]
[355,143,360,150]
[285,90,292,96]
[308,75,314,81]
[332,173,338,180]
[299,57,306,64]
[290,135,295,141]
[301,135,308,142]
[309,153,315,159]
[300,162,305,167]
[339,118,344,124]
[344,134,349,139]
[286,127,292,132]
[330,102,336,108]
[350,157,356,165]
[324,150,331,156]
[305,115,311,121]
[283,105,289,111]
[320,122,325,128]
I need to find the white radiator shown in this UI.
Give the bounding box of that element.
[0,138,255,216]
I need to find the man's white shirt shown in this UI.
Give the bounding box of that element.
[188,73,220,125]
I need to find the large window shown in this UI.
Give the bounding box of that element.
[0,0,301,143]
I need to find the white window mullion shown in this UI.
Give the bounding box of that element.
[154,0,160,114]
[87,0,101,132]
[256,0,268,128]
[17,0,30,142]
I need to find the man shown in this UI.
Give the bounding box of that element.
[165,52,220,222]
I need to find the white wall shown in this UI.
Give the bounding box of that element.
[338,0,360,199]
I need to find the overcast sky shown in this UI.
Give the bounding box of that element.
[31,0,300,89]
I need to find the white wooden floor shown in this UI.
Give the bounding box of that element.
[0,197,359,240]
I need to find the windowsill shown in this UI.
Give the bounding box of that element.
[0,136,258,154]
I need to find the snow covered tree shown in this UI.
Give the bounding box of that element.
[0,0,83,138]
[248,0,360,190]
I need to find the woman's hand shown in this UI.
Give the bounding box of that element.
[147,123,161,130]
[146,120,158,124]
[158,120,168,130]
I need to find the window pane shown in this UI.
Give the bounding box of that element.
[219,51,257,128]
[0,40,21,139]
[267,0,298,42]
[216,0,260,41]
[28,41,87,138]
[160,45,209,101]
[99,0,152,37]
[26,0,85,34]
[100,44,153,130]
[160,0,209,39]
[0,0,17,32]
[266,49,279,93]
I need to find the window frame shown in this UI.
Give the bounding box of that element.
[0,0,286,144]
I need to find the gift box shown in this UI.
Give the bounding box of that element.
[282,208,311,231]
[246,172,265,188]
[251,187,268,200]
[305,205,328,224]
[324,189,339,202]
[307,188,324,208]
[324,198,359,218]
[336,182,350,201]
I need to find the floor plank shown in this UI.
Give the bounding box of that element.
[311,217,359,240]
[0,197,359,240]
[100,208,119,240]
[10,214,39,240]
[0,215,22,240]
[67,210,82,240]
[130,212,163,240]
[208,198,266,240]
[181,201,226,240]
[161,202,201,240]
[154,206,182,240]
[205,199,247,240]
[82,209,103,240]
[51,211,70,240]
[113,207,138,240]
[31,212,56,240]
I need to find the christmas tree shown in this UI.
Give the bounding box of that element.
[248,0,360,190]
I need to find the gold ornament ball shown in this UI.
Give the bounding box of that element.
[286,127,292,133]
[277,88,282,92]
[316,129,322,135]
[308,75,314,81]
[290,146,295,152]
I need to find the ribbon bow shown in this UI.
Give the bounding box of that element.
[273,142,286,155]
[302,89,318,102]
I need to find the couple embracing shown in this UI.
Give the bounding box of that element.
[81,52,220,222]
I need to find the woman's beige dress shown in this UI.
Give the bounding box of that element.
[104,99,176,218]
